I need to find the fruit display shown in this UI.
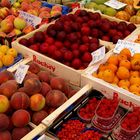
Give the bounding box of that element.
[46,90,138,140]
[0,61,79,140]
[18,9,136,71]
[85,0,140,24]
[0,45,22,71]
[92,48,140,96]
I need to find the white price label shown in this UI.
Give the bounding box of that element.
[104,0,127,10]
[15,64,29,84]
[19,11,42,27]
[114,39,140,56]
[89,46,105,66]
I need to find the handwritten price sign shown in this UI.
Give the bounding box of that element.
[19,11,42,27]
[15,64,29,84]
[104,0,126,10]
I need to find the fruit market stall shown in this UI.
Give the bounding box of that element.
[84,0,140,24]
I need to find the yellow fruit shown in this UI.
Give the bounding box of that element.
[0,51,4,60]
[0,60,3,68]
[120,85,129,91]
[118,79,130,88]
[131,58,140,70]
[7,48,17,57]
[112,76,119,85]
[129,84,140,93]
[132,53,140,59]
[133,92,140,96]
[129,76,140,85]
[2,54,14,66]
[0,45,9,54]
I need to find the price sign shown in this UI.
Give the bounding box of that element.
[114,39,140,56]
[104,0,127,10]
[15,64,29,84]
[19,11,42,27]
[89,46,105,66]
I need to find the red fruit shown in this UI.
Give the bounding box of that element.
[54,21,63,31]
[71,58,82,69]
[90,38,99,45]
[76,17,84,24]
[46,37,54,45]
[64,62,71,67]
[19,38,29,46]
[29,44,40,52]
[112,35,120,43]
[82,36,90,43]
[68,33,78,42]
[64,51,73,61]
[53,50,63,61]
[28,37,35,45]
[127,23,136,32]
[0,131,11,140]
[57,31,66,41]
[108,29,117,36]
[79,45,88,53]
[34,31,45,43]
[102,36,110,41]
[89,43,98,52]
[82,52,92,63]
[0,114,9,131]
[88,20,95,28]
[54,41,63,49]
[111,21,118,28]
[48,45,57,56]
[124,30,131,37]
[81,26,90,36]
[64,40,71,49]
[101,23,110,32]
[117,31,123,39]
[91,29,99,38]
[40,82,52,96]
[39,43,49,54]
[72,50,80,58]
[71,43,79,50]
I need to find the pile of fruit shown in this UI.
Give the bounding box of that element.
[92,48,140,96]
[57,119,102,140]
[19,10,136,70]
[0,62,78,140]
[0,0,69,38]
[85,0,140,24]
[0,45,19,68]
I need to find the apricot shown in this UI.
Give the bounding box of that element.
[30,94,45,111]
[120,48,131,59]
[0,80,18,98]
[28,62,40,74]
[46,90,68,108]
[129,84,140,93]
[12,127,31,140]
[38,71,50,83]
[118,54,127,62]
[98,63,108,71]
[0,70,14,85]
[107,55,119,66]
[24,72,39,82]
[116,66,130,80]
[132,53,140,60]
[32,110,48,125]
[119,59,131,69]
[11,109,30,127]
[10,92,30,110]
[0,95,9,113]
[130,71,139,77]
[0,131,11,140]
[131,59,140,70]
[120,85,129,91]
[92,72,98,78]
[0,114,9,131]
[129,76,140,85]
[112,76,119,85]
[102,69,115,83]
[97,71,104,79]
[107,64,118,73]
[40,82,52,96]
[118,80,130,87]
[24,78,42,96]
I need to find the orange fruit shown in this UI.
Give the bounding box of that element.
[112,76,119,85]
[97,71,104,79]
[107,64,118,73]
[129,76,140,85]
[102,69,115,83]
[118,54,127,62]
[133,92,140,96]
[119,59,131,70]
[131,58,140,70]
[129,84,140,93]
[120,85,129,91]
[107,55,119,66]
[7,48,17,58]
[116,66,130,80]
[120,48,131,59]
[98,63,108,71]
[132,53,140,60]
[130,71,139,77]
[2,54,14,66]
[92,72,98,78]
[118,79,130,87]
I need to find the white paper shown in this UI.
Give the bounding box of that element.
[19,11,42,27]
[104,0,127,10]
[15,64,29,84]
[89,46,105,66]
[114,39,140,56]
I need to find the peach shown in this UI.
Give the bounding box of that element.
[40,82,52,96]
[27,9,39,16]
[0,95,9,113]
[52,5,62,11]
[0,0,11,8]
[32,110,48,125]
[0,70,14,85]
[12,127,31,140]
[28,62,40,74]
[10,7,18,17]
[39,7,51,13]
[8,117,14,131]
[0,114,9,131]
[17,87,27,92]
[23,25,34,34]
[24,72,39,82]
[47,107,56,114]
[10,92,30,110]
[21,2,30,11]
[30,94,45,111]
[39,11,51,19]
[46,90,68,108]
[11,109,30,127]
[38,71,50,83]
[0,80,18,98]
[32,1,41,8]
[0,131,11,140]
[5,15,15,23]
[24,78,42,96]
[0,7,10,19]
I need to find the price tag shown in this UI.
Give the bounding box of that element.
[19,11,42,27]
[104,0,127,10]
[114,39,140,56]
[89,46,105,66]
[15,64,29,84]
